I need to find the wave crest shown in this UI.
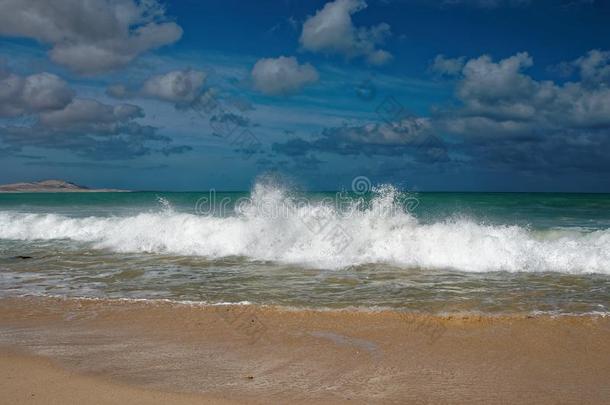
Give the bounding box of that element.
[0,182,608,274]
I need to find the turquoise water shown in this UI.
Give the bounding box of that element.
[1,191,609,229]
[0,185,609,314]
[1,191,609,226]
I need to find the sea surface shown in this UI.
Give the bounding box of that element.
[0,181,609,315]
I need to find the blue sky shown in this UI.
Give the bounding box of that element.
[1,0,610,191]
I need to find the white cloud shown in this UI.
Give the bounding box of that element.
[141,69,207,103]
[273,116,448,163]
[458,52,535,104]
[336,117,434,145]
[0,0,182,74]
[367,49,393,66]
[0,68,189,159]
[0,71,74,117]
[299,0,392,65]
[439,51,610,135]
[38,98,143,131]
[105,84,131,99]
[1,94,190,159]
[573,49,610,88]
[106,69,210,108]
[251,56,319,95]
[273,49,610,175]
[430,55,466,76]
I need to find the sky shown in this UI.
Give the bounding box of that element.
[1,0,610,192]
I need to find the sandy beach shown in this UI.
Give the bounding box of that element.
[2,0,610,403]
[0,352,238,405]
[1,296,609,404]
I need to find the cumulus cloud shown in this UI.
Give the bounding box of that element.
[1,98,188,159]
[107,69,211,107]
[443,51,610,132]
[0,70,190,159]
[299,0,392,65]
[37,99,144,132]
[105,84,131,99]
[274,117,448,163]
[429,55,466,77]
[457,52,535,105]
[0,0,183,74]
[436,50,610,173]
[251,56,319,95]
[0,71,74,117]
[209,112,251,131]
[141,69,207,103]
[572,49,610,88]
[275,50,610,175]
[105,69,257,157]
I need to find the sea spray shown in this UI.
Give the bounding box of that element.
[0,181,608,274]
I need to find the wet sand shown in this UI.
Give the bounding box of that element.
[0,296,609,404]
[0,351,238,404]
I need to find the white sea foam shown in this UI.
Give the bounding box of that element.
[0,182,608,274]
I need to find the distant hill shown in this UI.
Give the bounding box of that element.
[0,180,128,192]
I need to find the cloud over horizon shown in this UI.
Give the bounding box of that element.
[273,49,610,176]
[0,69,191,159]
[0,0,609,190]
[435,50,610,173]
[274,116,448,164]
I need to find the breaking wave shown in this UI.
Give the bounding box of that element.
[0,182,608,274]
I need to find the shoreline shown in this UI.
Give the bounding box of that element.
[4,294,610,317]
[1,296,609,404]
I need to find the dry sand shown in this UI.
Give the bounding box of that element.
[0,296,609,404]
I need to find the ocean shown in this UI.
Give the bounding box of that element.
[0,181,608,315]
